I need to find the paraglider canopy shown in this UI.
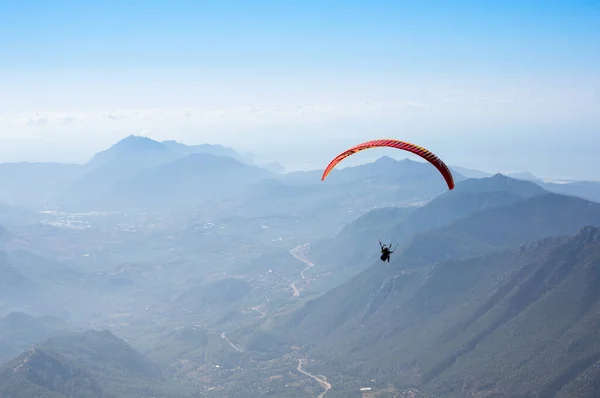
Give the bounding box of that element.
[321,139,454,190]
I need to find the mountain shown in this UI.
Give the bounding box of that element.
[85,135,174,171]
[0,348,105,398]
[309,174,548,269]
[59,136,179,208]
[397,192,600,267]
[387,173,545,239]
[104,153,275,210]
[272,156,471,224]
[0,330,194,398]
[38,330,164,381]
[274,189,600,391]
[284,156,467,188]
[60,136,264,210]
[0,312,68,365]
[279,226,600,397]
[541,180,600,203]
[491,170,600,203]
[162,139,251,163]
[422,226,600,397]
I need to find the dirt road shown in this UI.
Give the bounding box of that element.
[297,358,332,398]
[289,243,315,297]
[220,331,244,352]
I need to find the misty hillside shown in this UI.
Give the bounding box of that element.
[0,348,105,398]
[386,173,545,240]
[162,139,253,163]
[540,180,600,203]
[238,157,463,221]
[2,135,600,397]
[86,135,254,171]
[309,174,548,269]
[289,156,466,193]
[398,192,600,266]
[104,153,275,210]
[450,165,600,203]
[0,135,267,211]
[0,312,69,365]
[271,190,600,388]
[86,135,174,171]
[38,330,164,381]
[277,226,600,397]
[59,136,212,208]
[6,134,596,219]
[2,0,598,396]
[0,330,193,398]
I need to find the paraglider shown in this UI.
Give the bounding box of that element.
[322,138,454,263]
[320,138,455,190]
[379,241,397,263]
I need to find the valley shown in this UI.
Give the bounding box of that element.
[1,136,600,397]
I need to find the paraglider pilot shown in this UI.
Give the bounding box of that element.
[379,241,395,263]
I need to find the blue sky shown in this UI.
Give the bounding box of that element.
[0,0,599,179]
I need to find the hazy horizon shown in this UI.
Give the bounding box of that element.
[1,1,598,180]
[2,4,600,397]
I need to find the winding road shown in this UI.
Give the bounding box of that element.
[220,244,333,396]
[297,358,332,398]
[220,332,244,352]
[289,243,315,297]
[288,245,332,396]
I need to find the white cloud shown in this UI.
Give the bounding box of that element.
[26,115,48,126]
[0,77,598,179]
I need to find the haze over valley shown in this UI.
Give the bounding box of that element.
[0,135,599,397]
[1,1,599,397]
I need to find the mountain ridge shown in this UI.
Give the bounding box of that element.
[0,329,195,397]
[308,173,548,269]
[277,226,600,397]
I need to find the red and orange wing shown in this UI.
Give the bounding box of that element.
[321,139,454,190]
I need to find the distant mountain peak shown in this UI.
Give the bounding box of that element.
[489,172,540,182]
[85,329,119,341]
[108,135,167,152]
[84,135,171,170]
[451,172,547,198]
[374,155,397,164]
